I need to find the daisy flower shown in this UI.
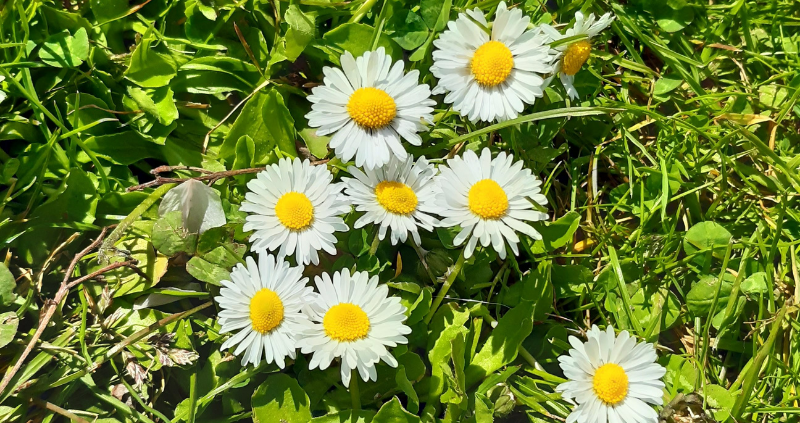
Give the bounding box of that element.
[541,12,615,99]
[215,254,315,368]
[342,155,439,245]
[434,148,548,259]
[240,157,351,265]
[305,47,436,170]
[556,326,666,423]
[430,1,557,122]
[296,269,411,387]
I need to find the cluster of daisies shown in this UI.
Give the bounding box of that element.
[307,3,614,171]
[212,4,668,423]
[221,147,549,387]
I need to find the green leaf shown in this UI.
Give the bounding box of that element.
[466,300,535,387]
[186,257,229,286]
[220,88,296,165]
[654,75,683,95]
[652,0,694,33]
[372,397,421,423]
[428,306,470,400]
[686,274,734,317]
[127,86,179,126]
[38,28,89,68]
[311,411,375,423]
[395,366,420,414]
[0,312,18,349]
[152,210,198,256]
[420,0,453,31]
[528,211,581,254]
[322,23,401,63]
[89,0,129,24]
[125,31,178,88]
[703,384,736,422]
[386,11,429,51]
[252,374,312,423]
[740,272,769,296]
[299,127,331,159]
[0,263,16,306]
[66,93,118,136]
[262,89,298,157]
[280,5,315,62]
[550,264,592,298]
[684,221,732,256]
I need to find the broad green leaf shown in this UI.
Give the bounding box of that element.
[528,211,581,254]
[252,374,312,423]
[152,210,198,256]
[186,257,230,285]
[65,93,118,136]
[281,5,315,62]
[654,75,683,95]
[387,11,429,50]
[684,221,732,256]
[0,312,18,349]
[220,88,297,165]
[322,23,401,63]
[473,392,494,423]
[652,0,694,32]
[428,305,470,400]
[298,127,330,159]
[740,272,769,295]
[466,300,535,387]
[127,86,179,126]
[125,31,178,87]
[38,28,89,68]
[550,264,592,298]
[703,384,736,422]
[686,274,734,317]
[262,88,298,157]
[0,263,16,306]
[372,397,421,423]
[420,0,453,31]
[180,56,261,88]
[89,0,129,24]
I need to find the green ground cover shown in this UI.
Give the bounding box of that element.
[0,0,799,422]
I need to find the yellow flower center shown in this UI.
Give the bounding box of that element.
[468,179,509,220]
[275,192,314,231]
[375,181,418,215]
[249,288,284,334]
[593,363,629,405]
[323,303,370,342]
[470,40,514,87]
[562,40,592,76]
[347,87,397,130]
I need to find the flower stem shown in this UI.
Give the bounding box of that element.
[368,227,381,256]
[350,369,361,411]
[424,249,467,324]
[409,237,437,284]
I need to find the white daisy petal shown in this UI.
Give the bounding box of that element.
[559,326,665,423]
[216,253,310,368]
[296,270,410,387]
[242,157,350,265]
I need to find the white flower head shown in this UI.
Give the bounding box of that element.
[541,12,615,99]
[240,157,351,265]
[343,155,439,245]
[430,1,558,122]
[215,254,315,368]
[158,179,226,234]
[297,269,411,387]
[556,326,666,423]
[306,47,436,170]
[434,148,548,259]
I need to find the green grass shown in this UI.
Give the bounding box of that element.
[0,0,799,422]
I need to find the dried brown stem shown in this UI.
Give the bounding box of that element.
[127,159,332,192]
[0,227,134,396]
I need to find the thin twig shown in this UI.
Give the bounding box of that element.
[127,160,332,192]
[0,227,117,396]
